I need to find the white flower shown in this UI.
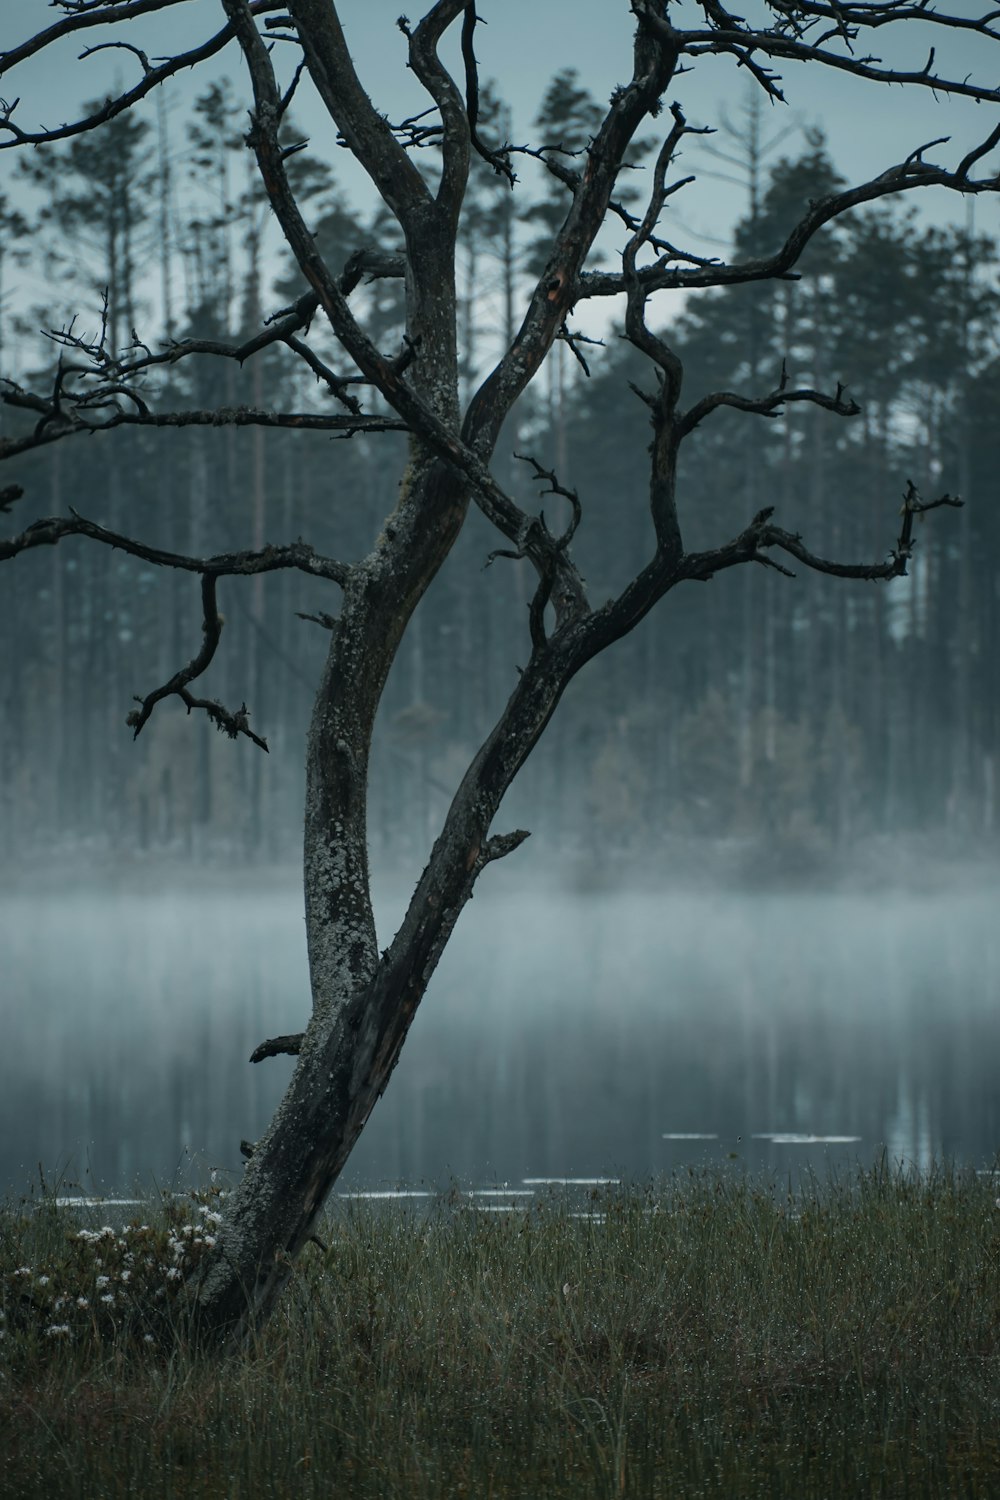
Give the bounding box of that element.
[14,1267,31,1278]
[45,1324,71,1338]
[143,1334,155,1345]
[76,1297,89,1309]
[100,1294,114,1306]
[165,1267,182,1282]
[200,1209,224,1227]
[36,1275,50,1287]
[120,1269,131,1283]
[95,1275,110,1289]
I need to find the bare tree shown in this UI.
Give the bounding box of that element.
[1,0,995,1345]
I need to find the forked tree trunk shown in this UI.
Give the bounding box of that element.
[3,0,962,1354]
[189,457,577,1340]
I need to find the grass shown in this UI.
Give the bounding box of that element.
[2,1161,1000,1498]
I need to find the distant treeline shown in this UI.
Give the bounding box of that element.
[1,79,997,867]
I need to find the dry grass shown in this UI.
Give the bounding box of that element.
[3,1161,1000,1497]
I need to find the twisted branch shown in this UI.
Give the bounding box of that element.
[577,135,1000,302]
[126,573,268,750]
[0,510,351,585]
[683,483,964,587]
[680,365,861,435]
[0,2,286,148]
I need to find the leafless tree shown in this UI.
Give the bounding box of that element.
[1,0,995,1345]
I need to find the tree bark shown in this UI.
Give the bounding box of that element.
[1,0,986,1353]
[191,543,573,1340]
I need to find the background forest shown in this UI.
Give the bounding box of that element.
[2,75,996,881]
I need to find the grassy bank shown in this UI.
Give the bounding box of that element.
[2,1163,1000,1498]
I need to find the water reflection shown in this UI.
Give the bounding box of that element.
[2,880,998,1196]
[752,1134,862,1144]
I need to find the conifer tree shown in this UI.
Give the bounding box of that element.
[1,0,995,1346]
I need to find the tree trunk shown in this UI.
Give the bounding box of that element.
[189,481,578,1339]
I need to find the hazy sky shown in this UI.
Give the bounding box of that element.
[5,1,999,342]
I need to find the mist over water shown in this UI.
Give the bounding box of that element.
[3,871,998,1198]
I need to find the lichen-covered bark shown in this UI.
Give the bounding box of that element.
[191,623,582,1341]
[185,4,685,1347]
[190,452,474,1338]
[2,0,979,1352]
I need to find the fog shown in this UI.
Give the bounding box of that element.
[4,0,1000,1208]
[3,869,998,1199]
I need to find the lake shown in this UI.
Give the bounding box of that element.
[2,875,998,1198]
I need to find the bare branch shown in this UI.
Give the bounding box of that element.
[250,1034,304,1063]
[53,249,400,379]
[461,3,514,185]
[666,2,1000,107]
[284,0,430,228]
[957,124,1000,181]
[463,16,681,453]
[297,609,338,630]
[761,0,1000,39]
[0,2,286,148]
[617,103,700,567]
[126,573,269,750]
[577,139,1000,301]
[1,0,186,75]
[683,483,964,586]
[556,324,603,377]
[211,2,589,622]
[399,1,471,220]
[508,137,703,266]
[0,502,352,754]
[0,401,407,457]
[0,510,352,586]
[565,471,962,683]
[78,40,154,74]
[474,829,531,872]
[487,472,576,652]
[282,336,362,412]
[0,244,408,458]
[515,453,582,550]
[680,371,861,435]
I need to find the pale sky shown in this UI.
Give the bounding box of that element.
[4,1,999,355]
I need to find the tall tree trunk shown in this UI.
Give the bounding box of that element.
[189,453,496,1338]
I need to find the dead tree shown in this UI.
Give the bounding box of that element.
[0,1,994,1345]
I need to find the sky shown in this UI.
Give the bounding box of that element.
[4,0,1000,352]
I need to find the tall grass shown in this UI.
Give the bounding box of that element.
[3,1161,1000,1497]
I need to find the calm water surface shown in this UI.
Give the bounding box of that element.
[2,879,998,1196]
